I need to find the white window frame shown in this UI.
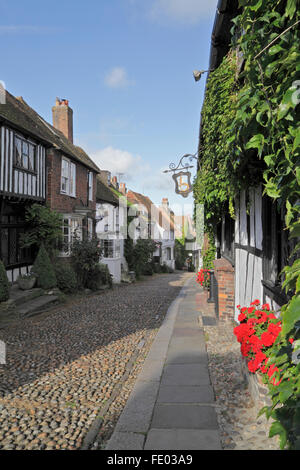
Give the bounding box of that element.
[61,157,76,197]
[87,218,93,240]
[61,216,83,256]
[88,171,93,201]
[101,239,121,259]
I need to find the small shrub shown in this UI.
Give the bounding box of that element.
[99,264,113,287]
[71,238,102,289]
[142,262,153,276]
[161,263,169,273]
[32,244,57,290]
[0,260,9,302]
[153,263,162,274]
[54,261,77,293]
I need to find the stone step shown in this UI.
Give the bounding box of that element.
[9,285,44,306]
[17,295,59,318]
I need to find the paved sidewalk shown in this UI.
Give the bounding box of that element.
[105,277,222,450]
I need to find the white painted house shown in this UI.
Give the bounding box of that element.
[126,192,175,270]
[95,172,127,283]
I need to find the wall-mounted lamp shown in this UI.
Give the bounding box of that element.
[193,69,209,82]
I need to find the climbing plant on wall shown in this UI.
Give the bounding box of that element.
[231,0,300,450]
[193,52,239,231]
[194,0,300,449]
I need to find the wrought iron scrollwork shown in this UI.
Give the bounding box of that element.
[163,152,198,174]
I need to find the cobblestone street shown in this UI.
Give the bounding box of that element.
[0,272,190,450]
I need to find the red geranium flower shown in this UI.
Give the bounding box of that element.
[238,312,247,323]
[260,358,269,374]
[255,311,268,324]
[261,303,270,311]
[261,332,276,347]
[267,322,281,337]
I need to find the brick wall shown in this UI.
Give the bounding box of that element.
[213,257,235,322]
[46,149,96,214]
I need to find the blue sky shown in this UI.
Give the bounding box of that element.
[1,0,218,213]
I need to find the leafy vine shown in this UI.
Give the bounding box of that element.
[194,0,300,449]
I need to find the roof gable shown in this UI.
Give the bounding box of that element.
[0,91,100,173]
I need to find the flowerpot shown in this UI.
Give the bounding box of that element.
[17,276,36,290]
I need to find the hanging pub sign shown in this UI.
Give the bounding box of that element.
[172,170,192,198]
[163,152,198,199]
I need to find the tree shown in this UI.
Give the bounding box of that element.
[20,203,62,254]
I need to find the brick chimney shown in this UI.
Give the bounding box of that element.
[111,176,118,188]
[119,182,127,195]
[52,98,73,143]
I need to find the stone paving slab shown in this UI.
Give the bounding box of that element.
[151,404,219,429]
[160,364,210,387]
[113,381,160,434]
[144,429,222,450]
[135,359,165,383]
[106,431,145,450]
[157,385,215,404]
[105,276,222,450]
[172,327,202,337]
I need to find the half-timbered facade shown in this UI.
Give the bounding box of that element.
[0,92,49,282]
[199,0,296,322]
[0,91,100,280]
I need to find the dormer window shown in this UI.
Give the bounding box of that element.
[14,135,35,172]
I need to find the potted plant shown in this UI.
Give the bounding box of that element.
[17,272,37,290]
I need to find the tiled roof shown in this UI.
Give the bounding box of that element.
[127,190,175,231]
[0,91,100,173]
[96,176,121,206]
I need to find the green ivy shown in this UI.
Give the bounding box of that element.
[231,0,300,450]
[193,52,239,230]
[194,0,300,449]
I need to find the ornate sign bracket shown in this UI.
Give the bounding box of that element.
[163,152,198,198]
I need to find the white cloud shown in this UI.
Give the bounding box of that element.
[149,0,218,25]
[143,168,174,192]
[90,146,149,181]
[104,67,135,89]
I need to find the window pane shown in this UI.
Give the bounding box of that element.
[29,144,35,171]
[70,163,76,197]
[61,159,69,193]
[15,138,22,166]
[22,141,29,156]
